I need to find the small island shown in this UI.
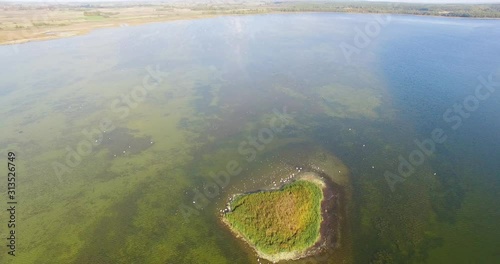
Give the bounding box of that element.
[221,173,328,262]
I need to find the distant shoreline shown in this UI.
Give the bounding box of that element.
[1,1,499,46]
[0,13,225,46]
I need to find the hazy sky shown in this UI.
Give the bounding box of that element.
[367,0,500,3]
[2,0,500,3]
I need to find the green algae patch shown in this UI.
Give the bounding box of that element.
[222,174,325,262]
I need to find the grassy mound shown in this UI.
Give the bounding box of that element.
[224,179,323,257]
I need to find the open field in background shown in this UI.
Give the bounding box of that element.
[224,179,323,258]
[0,3,220,45]
[1,1,500,45]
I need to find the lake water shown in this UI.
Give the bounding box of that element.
[0,13,499,264]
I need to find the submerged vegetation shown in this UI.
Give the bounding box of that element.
[223,177,324,261]
[1,7,498,264]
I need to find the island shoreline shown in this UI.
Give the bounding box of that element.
[220,172,342,263]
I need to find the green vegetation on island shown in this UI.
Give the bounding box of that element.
[223,176,325,262]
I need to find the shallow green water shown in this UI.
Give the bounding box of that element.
[0,13,499,264]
